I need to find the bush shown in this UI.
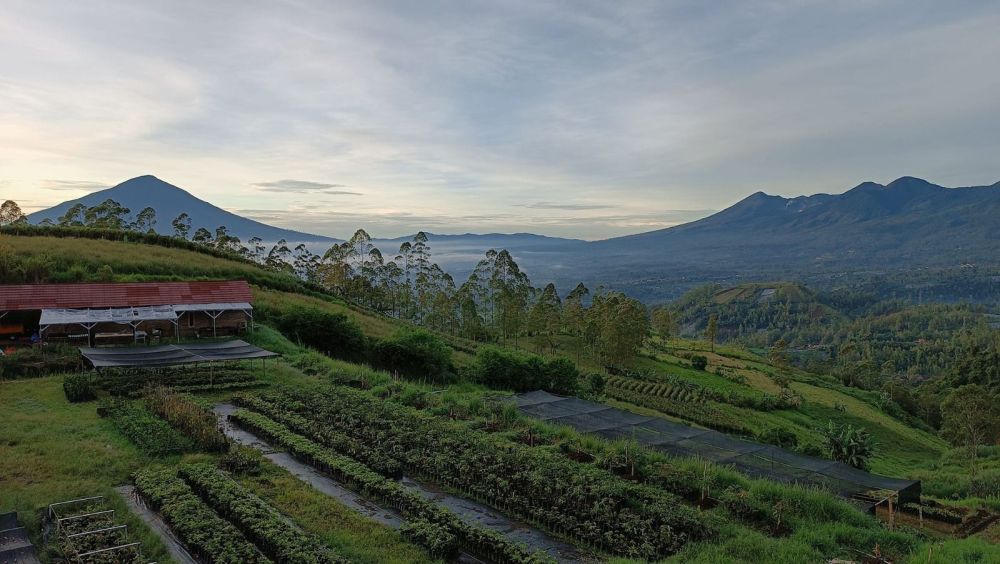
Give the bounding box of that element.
[102,399,194,456]
[273,305,367,361]
[690,355,708,371]
[0,345,79,379]
[373,329,453,383]
[145,386,229,452]
[969,469,1000,499]
[471,346,579,394]
[219,444,264,475]
[758,427,798,449]
[63,373,96,402]
[400,519,459,560]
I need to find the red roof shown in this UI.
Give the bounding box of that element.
[0,280,253,311]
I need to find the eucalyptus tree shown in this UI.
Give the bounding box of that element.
[0,200,26,226]
[58,203,88,227]
[84,199,131,229]
[171,213,192,239]
[132,206,157,233]
[528,282,563,352]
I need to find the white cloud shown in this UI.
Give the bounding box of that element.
[0,0,997,237]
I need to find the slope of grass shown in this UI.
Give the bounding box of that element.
[0,376,173,562]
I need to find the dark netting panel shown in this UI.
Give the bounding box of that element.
[80,340,278,368]
[514,391,921,503]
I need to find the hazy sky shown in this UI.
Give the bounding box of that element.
[2,1,999,240]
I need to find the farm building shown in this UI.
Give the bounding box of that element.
[0,280,254,347]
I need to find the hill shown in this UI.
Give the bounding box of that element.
[2,232,999,561]
[27,175,336,243]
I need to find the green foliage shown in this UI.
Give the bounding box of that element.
[133,466,268,563]
[179,463,348,563]
[399,519,459,560]
[102,399,194,456]
[820,421,875,470]
[272,305,368,361]
[373,329,453,383]
[690,355,708,371]
[0,345,79,380]
[471,346,579,394]
[63,373,96,402]
[758,427,798,449]
[229,408,550,563]
[220,444,265,476]
[145,386,229,452]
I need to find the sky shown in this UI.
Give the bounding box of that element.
[1,0,999,240]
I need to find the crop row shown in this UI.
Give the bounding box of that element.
[102,399,194,456]
[229,408,553,564]
[133,467,269,563]
[235,395,401,477]
[99,367,259,396]
[604,385,755,437]
[606,375,708,404]
[237,388,713,559]
[178,463,348,564]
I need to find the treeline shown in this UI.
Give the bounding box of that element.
[3,197,652,367]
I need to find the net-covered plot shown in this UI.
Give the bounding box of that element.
[515,390,920,505]
[79,340,278,368]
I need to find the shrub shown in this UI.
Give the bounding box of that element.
[758,427,799,449]
[690,355,708,371]
[63,373,96,402]
[145,386,229,452]
[0,345,79,379]
[472,346,579,394]
[220,444,265,476]
[400,519,459,560]
[373,329,453,383]
[969,469,1000,499]
[273,305,367,361]
[101,399,194,456]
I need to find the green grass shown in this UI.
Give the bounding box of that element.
[238,461,435,564]
[0,376,174,562]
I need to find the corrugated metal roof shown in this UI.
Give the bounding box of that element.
[0,281,253,311]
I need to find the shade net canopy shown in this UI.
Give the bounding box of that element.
[514,390,920,503]
[40,306,179,326]
[80,340,278,368]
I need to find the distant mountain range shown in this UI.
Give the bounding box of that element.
[26,175,1000,301]
[27,175,336,243]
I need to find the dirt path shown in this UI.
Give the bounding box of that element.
[115,485,198,564]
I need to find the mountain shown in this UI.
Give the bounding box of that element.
[27,175,335,243]
[580,177,1000,287]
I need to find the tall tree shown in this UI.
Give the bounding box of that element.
[940,385,1000,475]
[84,199,131,229]
[171,213,192,239]
[247,237,266,262]
[0,200,26,226]
[265,239,293,272]
[132,206,157,233]
[192,227,214,245]
[650,308,675,340]
[585,290,649,367]
[563,283,590,336]
[705,313,718,352]
[58,203,88,227]
[528,282,562,352]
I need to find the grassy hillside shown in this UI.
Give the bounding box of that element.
[2,232,998,562]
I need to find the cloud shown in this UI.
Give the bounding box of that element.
[517,202,617,211]
[41,179,108,192]
[251,180,362,195]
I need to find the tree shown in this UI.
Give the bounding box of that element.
[585,290,649,367]
[705,313,718,352]
[192,227,214,245]
[265,239,293,272]
[171,213,192,239]
[58,203,88,227]
[769,338,789,367]
[527,282,562,352]
[83,199,130,229]
[247,237,266,262]
[650,308,675,340]
[820,422,875,470]
[563,283,589,336]
[132,206,157,233]
[939,384,1000,474]
[0,200,26,226]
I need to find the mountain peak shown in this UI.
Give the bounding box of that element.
[885,176,937,190]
